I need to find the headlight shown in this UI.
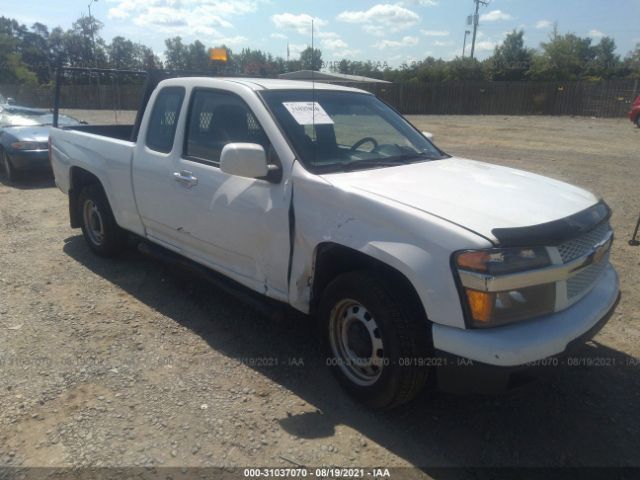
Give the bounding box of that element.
[454,247,556,328]
[10,141,48,150]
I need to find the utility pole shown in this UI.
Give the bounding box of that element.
[462,30,471,58]
[470,0,489,59]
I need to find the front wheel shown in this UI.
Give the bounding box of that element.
[636,115,640,128]
[78,184,127,257]
[319,270,431,409]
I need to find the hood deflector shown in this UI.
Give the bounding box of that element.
[492,201,611,247]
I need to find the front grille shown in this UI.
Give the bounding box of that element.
[556,221,612,304]
[557,221,611,263]
[567,253,609,299]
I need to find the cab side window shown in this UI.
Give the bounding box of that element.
[146,87,185,153]
[184,90,269,165]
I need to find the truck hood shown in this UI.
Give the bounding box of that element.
[320,157,599,243]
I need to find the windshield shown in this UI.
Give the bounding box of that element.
[260,90,448,173]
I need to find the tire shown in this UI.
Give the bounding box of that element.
[1,150,17,184]
[78,184,127,257]
[636,115,640,128]
[319,270,431,409]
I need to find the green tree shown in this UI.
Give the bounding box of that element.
[333,59,351,74]
[415,57,448,82]
[0,17,38,84]
[623,43,640,78]
[69,15,107,67]
[299,46,322,71]
[108,36,137,69]
[0,14,636,85]
[587,36,621,79]
[187,40,210,71]
[443,57,486,81]
[137,45,162,70]
[23,23,52,83]
[234,48,286,77]
[164,36,189,70]
[487,29,533,80]
[529,28,594,80]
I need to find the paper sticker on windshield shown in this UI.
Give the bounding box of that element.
[282,102,334,125]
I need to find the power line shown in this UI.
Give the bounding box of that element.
[470,0,489,59]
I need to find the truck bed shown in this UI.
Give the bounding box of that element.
[63,124,134,142]
[49,125,144,235]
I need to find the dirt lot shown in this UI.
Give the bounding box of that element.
[0,115,639,475]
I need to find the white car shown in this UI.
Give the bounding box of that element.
[49,77,619,408]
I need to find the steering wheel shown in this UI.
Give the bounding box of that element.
[350,137,378,152]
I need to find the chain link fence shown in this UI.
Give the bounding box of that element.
[2,78,639,118]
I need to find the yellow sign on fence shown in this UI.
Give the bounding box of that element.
[209,48,228,62]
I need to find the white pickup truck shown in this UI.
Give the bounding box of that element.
[50,77,620,408]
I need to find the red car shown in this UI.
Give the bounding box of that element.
[630,95,640,127]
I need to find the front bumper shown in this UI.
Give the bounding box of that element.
[7,150,51,171]
[432,264,619,367]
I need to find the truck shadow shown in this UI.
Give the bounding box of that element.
[63,235,640,471]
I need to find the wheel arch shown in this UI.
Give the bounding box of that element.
[310,242,430,327]
[68,166,104,228]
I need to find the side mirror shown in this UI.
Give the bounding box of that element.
[220,143,270,180]
[422,131,434,142]
[6,98,15,105]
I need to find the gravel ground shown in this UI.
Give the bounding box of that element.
[0,115,639,475]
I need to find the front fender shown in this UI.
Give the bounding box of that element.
[288,163,489,328]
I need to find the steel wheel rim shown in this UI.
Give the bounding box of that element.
[329,299,384,386]
[83,199,105,246]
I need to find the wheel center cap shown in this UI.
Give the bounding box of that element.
[347,321,372,359]
[91,214,100,231]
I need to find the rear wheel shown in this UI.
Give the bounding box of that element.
[1,150,17,184]
[78,184,127,257]
[319,270,431,409]
[636,115,640,128]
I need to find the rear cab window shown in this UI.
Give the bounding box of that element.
[146,86,185,153]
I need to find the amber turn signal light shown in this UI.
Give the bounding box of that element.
[465,289,495,323]
[456,251,490,272]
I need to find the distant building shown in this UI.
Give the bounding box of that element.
[278,70,391,84]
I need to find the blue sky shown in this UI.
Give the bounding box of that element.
[4,0,640,67]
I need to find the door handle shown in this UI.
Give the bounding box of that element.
[173,170,198,188]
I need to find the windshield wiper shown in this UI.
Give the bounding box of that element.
[344,152,441,169]
[339,158,411,171]
[315,152,443,173]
